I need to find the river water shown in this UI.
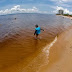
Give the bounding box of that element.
[0,13,72,72]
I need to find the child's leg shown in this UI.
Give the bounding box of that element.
[36,34,39,39]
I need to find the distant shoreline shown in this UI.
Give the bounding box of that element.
[56,14,72,20]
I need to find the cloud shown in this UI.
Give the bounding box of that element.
[51,0,72,8]
[53,6,72,14]
[0,5,48,15]
[51,0,72,3]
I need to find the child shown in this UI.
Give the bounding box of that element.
[34,24,44,39]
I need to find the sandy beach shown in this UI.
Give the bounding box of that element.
[2,25,72,72]
[39,27,72,72]
[62,16,72,20]
[57,15,72,20]
[0,14,72,72]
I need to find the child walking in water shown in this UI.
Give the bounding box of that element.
[34,24,44,39]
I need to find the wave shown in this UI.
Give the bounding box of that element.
[22,36,57,72]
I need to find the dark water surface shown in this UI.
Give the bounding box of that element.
[0,13,72,72]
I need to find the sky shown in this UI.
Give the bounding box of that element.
[0,0,72,15]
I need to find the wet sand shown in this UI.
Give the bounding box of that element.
[39,27,72,72]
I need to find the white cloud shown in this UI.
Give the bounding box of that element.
[0,5,48,15]
[51,0,72,8]
[51,0,72,9]
[51,0,72,3]
[53,6,72,14]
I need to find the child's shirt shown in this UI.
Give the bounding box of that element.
[35,27,41,34]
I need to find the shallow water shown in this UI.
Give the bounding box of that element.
[0,13,72,72]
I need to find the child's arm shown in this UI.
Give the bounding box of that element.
[34,30,37,35]
[41,28,44,31]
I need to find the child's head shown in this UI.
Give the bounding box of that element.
[35,24,38,28]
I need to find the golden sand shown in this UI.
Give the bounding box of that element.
[39,27,72,72]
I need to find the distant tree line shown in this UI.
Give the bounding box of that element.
[56,13,72,17]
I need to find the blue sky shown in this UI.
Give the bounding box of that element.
[0,0,72,15]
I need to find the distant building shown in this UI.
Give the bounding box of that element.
[58,10,64,15]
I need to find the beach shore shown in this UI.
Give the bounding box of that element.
[39,27,72,72]
[62,16,72,20]
[1,26,72,72]
[0,14,72,72]
[57,15,72,20]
